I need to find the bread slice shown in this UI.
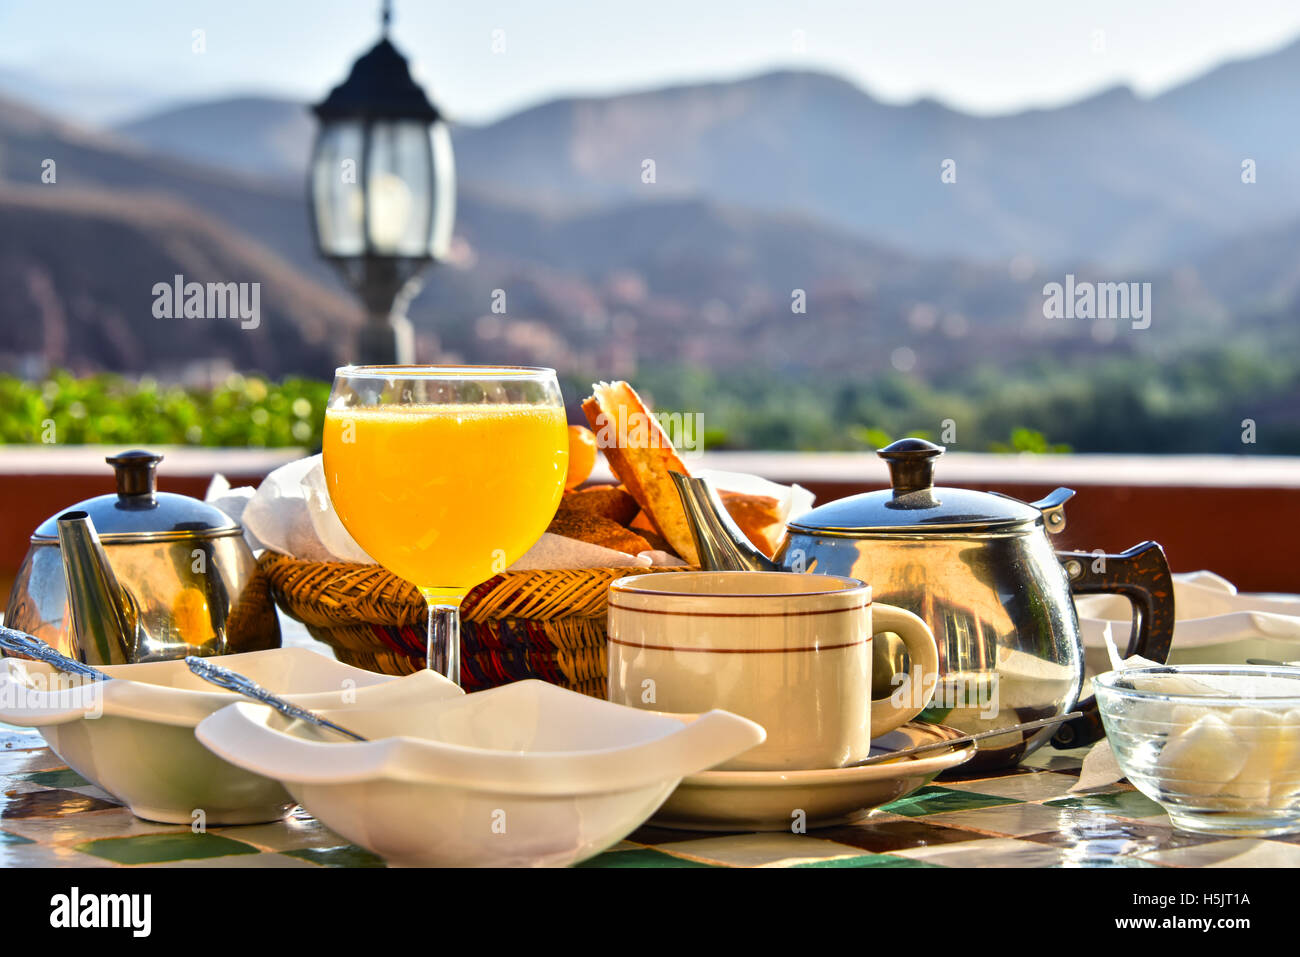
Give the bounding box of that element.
[719,490,784,558]
[582,381,699,564]
[546,511,653,555]
[556,485,640,526]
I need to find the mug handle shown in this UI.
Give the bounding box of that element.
[870,603,940,737]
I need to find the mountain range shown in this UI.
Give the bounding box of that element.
[2,39,1300,384]
[101,36,1300,267]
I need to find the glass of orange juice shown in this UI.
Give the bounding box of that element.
[322,366,568,683]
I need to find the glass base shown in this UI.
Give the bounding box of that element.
[1165,806,1300,838]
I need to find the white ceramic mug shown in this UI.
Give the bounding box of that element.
[606,571,940,771]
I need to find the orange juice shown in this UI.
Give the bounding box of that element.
[323,404,568,600]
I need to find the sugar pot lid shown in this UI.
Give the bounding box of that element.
[30,450,242,544]
[788,438,1051,535]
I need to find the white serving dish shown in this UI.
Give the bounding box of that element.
[0,647,461,825]
[196,678,765,867]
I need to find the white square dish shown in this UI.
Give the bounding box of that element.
[196,679,765,866]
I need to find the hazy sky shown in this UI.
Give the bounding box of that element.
[2,0,1300,123]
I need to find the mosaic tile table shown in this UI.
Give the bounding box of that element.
[3,723,1298,868]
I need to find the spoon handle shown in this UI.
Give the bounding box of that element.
[0,626,111,682]
[184,656,367,742]
[851,712,1084,767]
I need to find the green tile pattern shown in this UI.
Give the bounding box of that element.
[75,832,260,865]
[1044,790,1166,818]
[283,845,386,868]
[881,786,1021,817]
[22,769,91,788]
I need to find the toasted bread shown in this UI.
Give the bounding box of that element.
[627,511,677,554]
[628,509,656,534]
[546,511,653,556]
[633,526,675,555]
[557,485,640,526]
[719,490,784,558]
[582,381,699,564]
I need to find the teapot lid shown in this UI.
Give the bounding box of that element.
[788,438,1045,535]
[30,450,243,544]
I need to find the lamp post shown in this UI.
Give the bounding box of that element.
[309,2,455,364]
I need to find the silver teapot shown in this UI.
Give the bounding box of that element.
[4,450,279,665]
[673,438,1174,769]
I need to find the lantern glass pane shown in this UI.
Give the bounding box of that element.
[311,120,366,257]
[429,121,456,260]
[365,120,434,256]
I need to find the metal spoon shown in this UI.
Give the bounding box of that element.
[849,711,1084,767]
[184,656,368,742]
[0,626,112,682]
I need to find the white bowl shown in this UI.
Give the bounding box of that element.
[196,679,766,866]
[0,647,461,825]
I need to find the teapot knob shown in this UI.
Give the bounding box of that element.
[877,438,944,494]
[106,450,163,503]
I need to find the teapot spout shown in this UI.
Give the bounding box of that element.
[55,511,137,666]
[670,472,779,572]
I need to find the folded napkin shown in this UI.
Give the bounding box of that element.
[1076,570,1300,620]
[226,456,370,563]
[1070,623,1153,792]
[1073,737,1126,793]
[1078,572,1300,679]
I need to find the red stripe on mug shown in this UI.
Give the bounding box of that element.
[606,634,871,654]
[606,602,870,619]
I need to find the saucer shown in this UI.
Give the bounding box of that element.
[650,722,975,831]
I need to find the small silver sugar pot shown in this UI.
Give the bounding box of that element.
[4,450,279,665]
[673,438,1176,769]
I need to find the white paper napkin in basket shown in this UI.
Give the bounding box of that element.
[206,455,744,570]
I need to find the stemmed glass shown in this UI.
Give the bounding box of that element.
[322,366,569,683]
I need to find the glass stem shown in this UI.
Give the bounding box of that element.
[425,602,461,685]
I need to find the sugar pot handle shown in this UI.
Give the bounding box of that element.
[1051,541,1176,749]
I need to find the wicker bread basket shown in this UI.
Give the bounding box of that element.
[259,551,687,697]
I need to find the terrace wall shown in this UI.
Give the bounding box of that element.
[1,448,1296,601]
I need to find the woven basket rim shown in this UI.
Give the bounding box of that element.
[258,550,693,628]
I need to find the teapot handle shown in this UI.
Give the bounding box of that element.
[1050,541,1175,749]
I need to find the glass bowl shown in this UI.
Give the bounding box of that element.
[1095,665,1300,836]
